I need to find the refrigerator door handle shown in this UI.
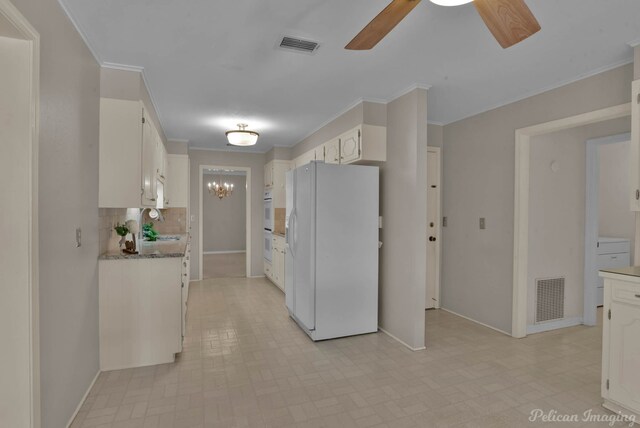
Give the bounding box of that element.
[289,209,296,257]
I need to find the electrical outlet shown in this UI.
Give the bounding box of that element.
[479,218,486,230]
[76,228,82,247]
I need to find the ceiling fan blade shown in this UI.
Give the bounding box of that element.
[473,0,541,49]
[345,0,421,50]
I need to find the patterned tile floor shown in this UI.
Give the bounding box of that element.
[71,277,625,427]
[202,253,246,279]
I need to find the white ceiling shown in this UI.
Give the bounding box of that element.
[60,0,640,152]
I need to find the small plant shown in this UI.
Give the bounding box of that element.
[114,223,129,237]
[143,222,159,241]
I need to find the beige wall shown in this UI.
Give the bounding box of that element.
[189,149,265,278]
[379,88,428,349]
[265,146,292,162]
[428,124,443,148]
[527,118,630,326]
[292,101,387,158]
[166,139,189,155]
[441,64,633,334]
[12,0,102,425]
[202,174,247,252]
[100,67,167,144]
[599,140,635,257]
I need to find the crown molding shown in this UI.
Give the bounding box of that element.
[387,83,432,103]
[56,0,101,63]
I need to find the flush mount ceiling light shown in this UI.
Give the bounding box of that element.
[226,123,259,147]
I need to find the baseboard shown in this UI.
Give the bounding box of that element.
[527,317,583,335]
[440,307,512,337]
[66,370,100,428]
[248,275,265,279]
[378,327,426,351]
[203,250,246,255]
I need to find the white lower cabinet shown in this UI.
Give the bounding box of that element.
[266,235,285,291]
[601,272,640,422]
[99,257,184,371]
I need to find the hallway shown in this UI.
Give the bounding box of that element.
[72,277,615,427]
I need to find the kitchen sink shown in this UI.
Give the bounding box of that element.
[156,236,181,241]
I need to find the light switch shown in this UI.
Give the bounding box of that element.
[76,228,82,247]
[479,218,486,230]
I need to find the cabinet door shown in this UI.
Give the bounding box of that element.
[264,161,273,188]
[324,138,340,164]
[141,115,157,206]
[167,155,188,207]
[631,80,640,211]
[340,127,361,164]
[608,298,640,411]
[315,145,325,162]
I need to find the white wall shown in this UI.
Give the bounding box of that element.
[379,88,428,350]
[441,64,632,334]
[599,140,635,258]
[202,174,246,252]
[527,118,630,326]
[12,0,101,425]
[189,149,265,278]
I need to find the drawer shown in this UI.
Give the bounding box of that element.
[597,253,630,269]
[597,240,630,255]
[264,261,272,277]
[611,281,640,307]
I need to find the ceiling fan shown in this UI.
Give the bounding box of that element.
[345,0,541,50]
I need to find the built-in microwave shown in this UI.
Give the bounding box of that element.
[264,190,273,231]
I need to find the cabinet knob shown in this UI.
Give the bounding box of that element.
[429,236,437,242]
[636,189,639,201]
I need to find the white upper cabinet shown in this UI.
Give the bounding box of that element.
[340,124,386,165]
[99,97,167,208]
[141,115,157,207]
[264,161,274,188]
[340,127,361,164]
[324,138,340,164]
[630,80,640,211]
[272,160,291,208]
[167,154,189,208]
[314,145,325,162]
[293,150,316,169]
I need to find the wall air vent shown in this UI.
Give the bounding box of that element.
[535,277,565,323]
[279,36,320,54]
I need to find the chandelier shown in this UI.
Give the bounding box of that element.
[208,179,234,199]
[226,123,259,147]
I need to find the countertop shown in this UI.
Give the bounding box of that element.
[99,234,189,260]
[273,232,285,238]
[600,266,640,281]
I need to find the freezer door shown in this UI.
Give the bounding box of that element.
[284,170,294,313]
[291,163,315,331]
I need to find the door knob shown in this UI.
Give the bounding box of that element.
[429,236,436,242]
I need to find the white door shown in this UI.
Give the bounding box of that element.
[426,148,441,309]
[608,299,640,411]
[340,127,361,164]
[0,20,40,427]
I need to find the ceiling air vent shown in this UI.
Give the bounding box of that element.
[279,36,320,54]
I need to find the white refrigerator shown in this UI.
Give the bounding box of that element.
[285,161,379,341]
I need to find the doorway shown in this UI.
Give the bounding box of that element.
[0,1,40,426]
[199,166,251,279]
[426,147,442,309]
[512,103,631,338]
[584,133,633,326]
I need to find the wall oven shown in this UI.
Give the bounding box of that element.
[263,190,273,232]
[264,230,273,263]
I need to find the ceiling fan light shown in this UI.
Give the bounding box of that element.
[225,123,259,147]
[429,0,473,6]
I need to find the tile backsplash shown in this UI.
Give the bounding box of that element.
[99,208,188,255]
